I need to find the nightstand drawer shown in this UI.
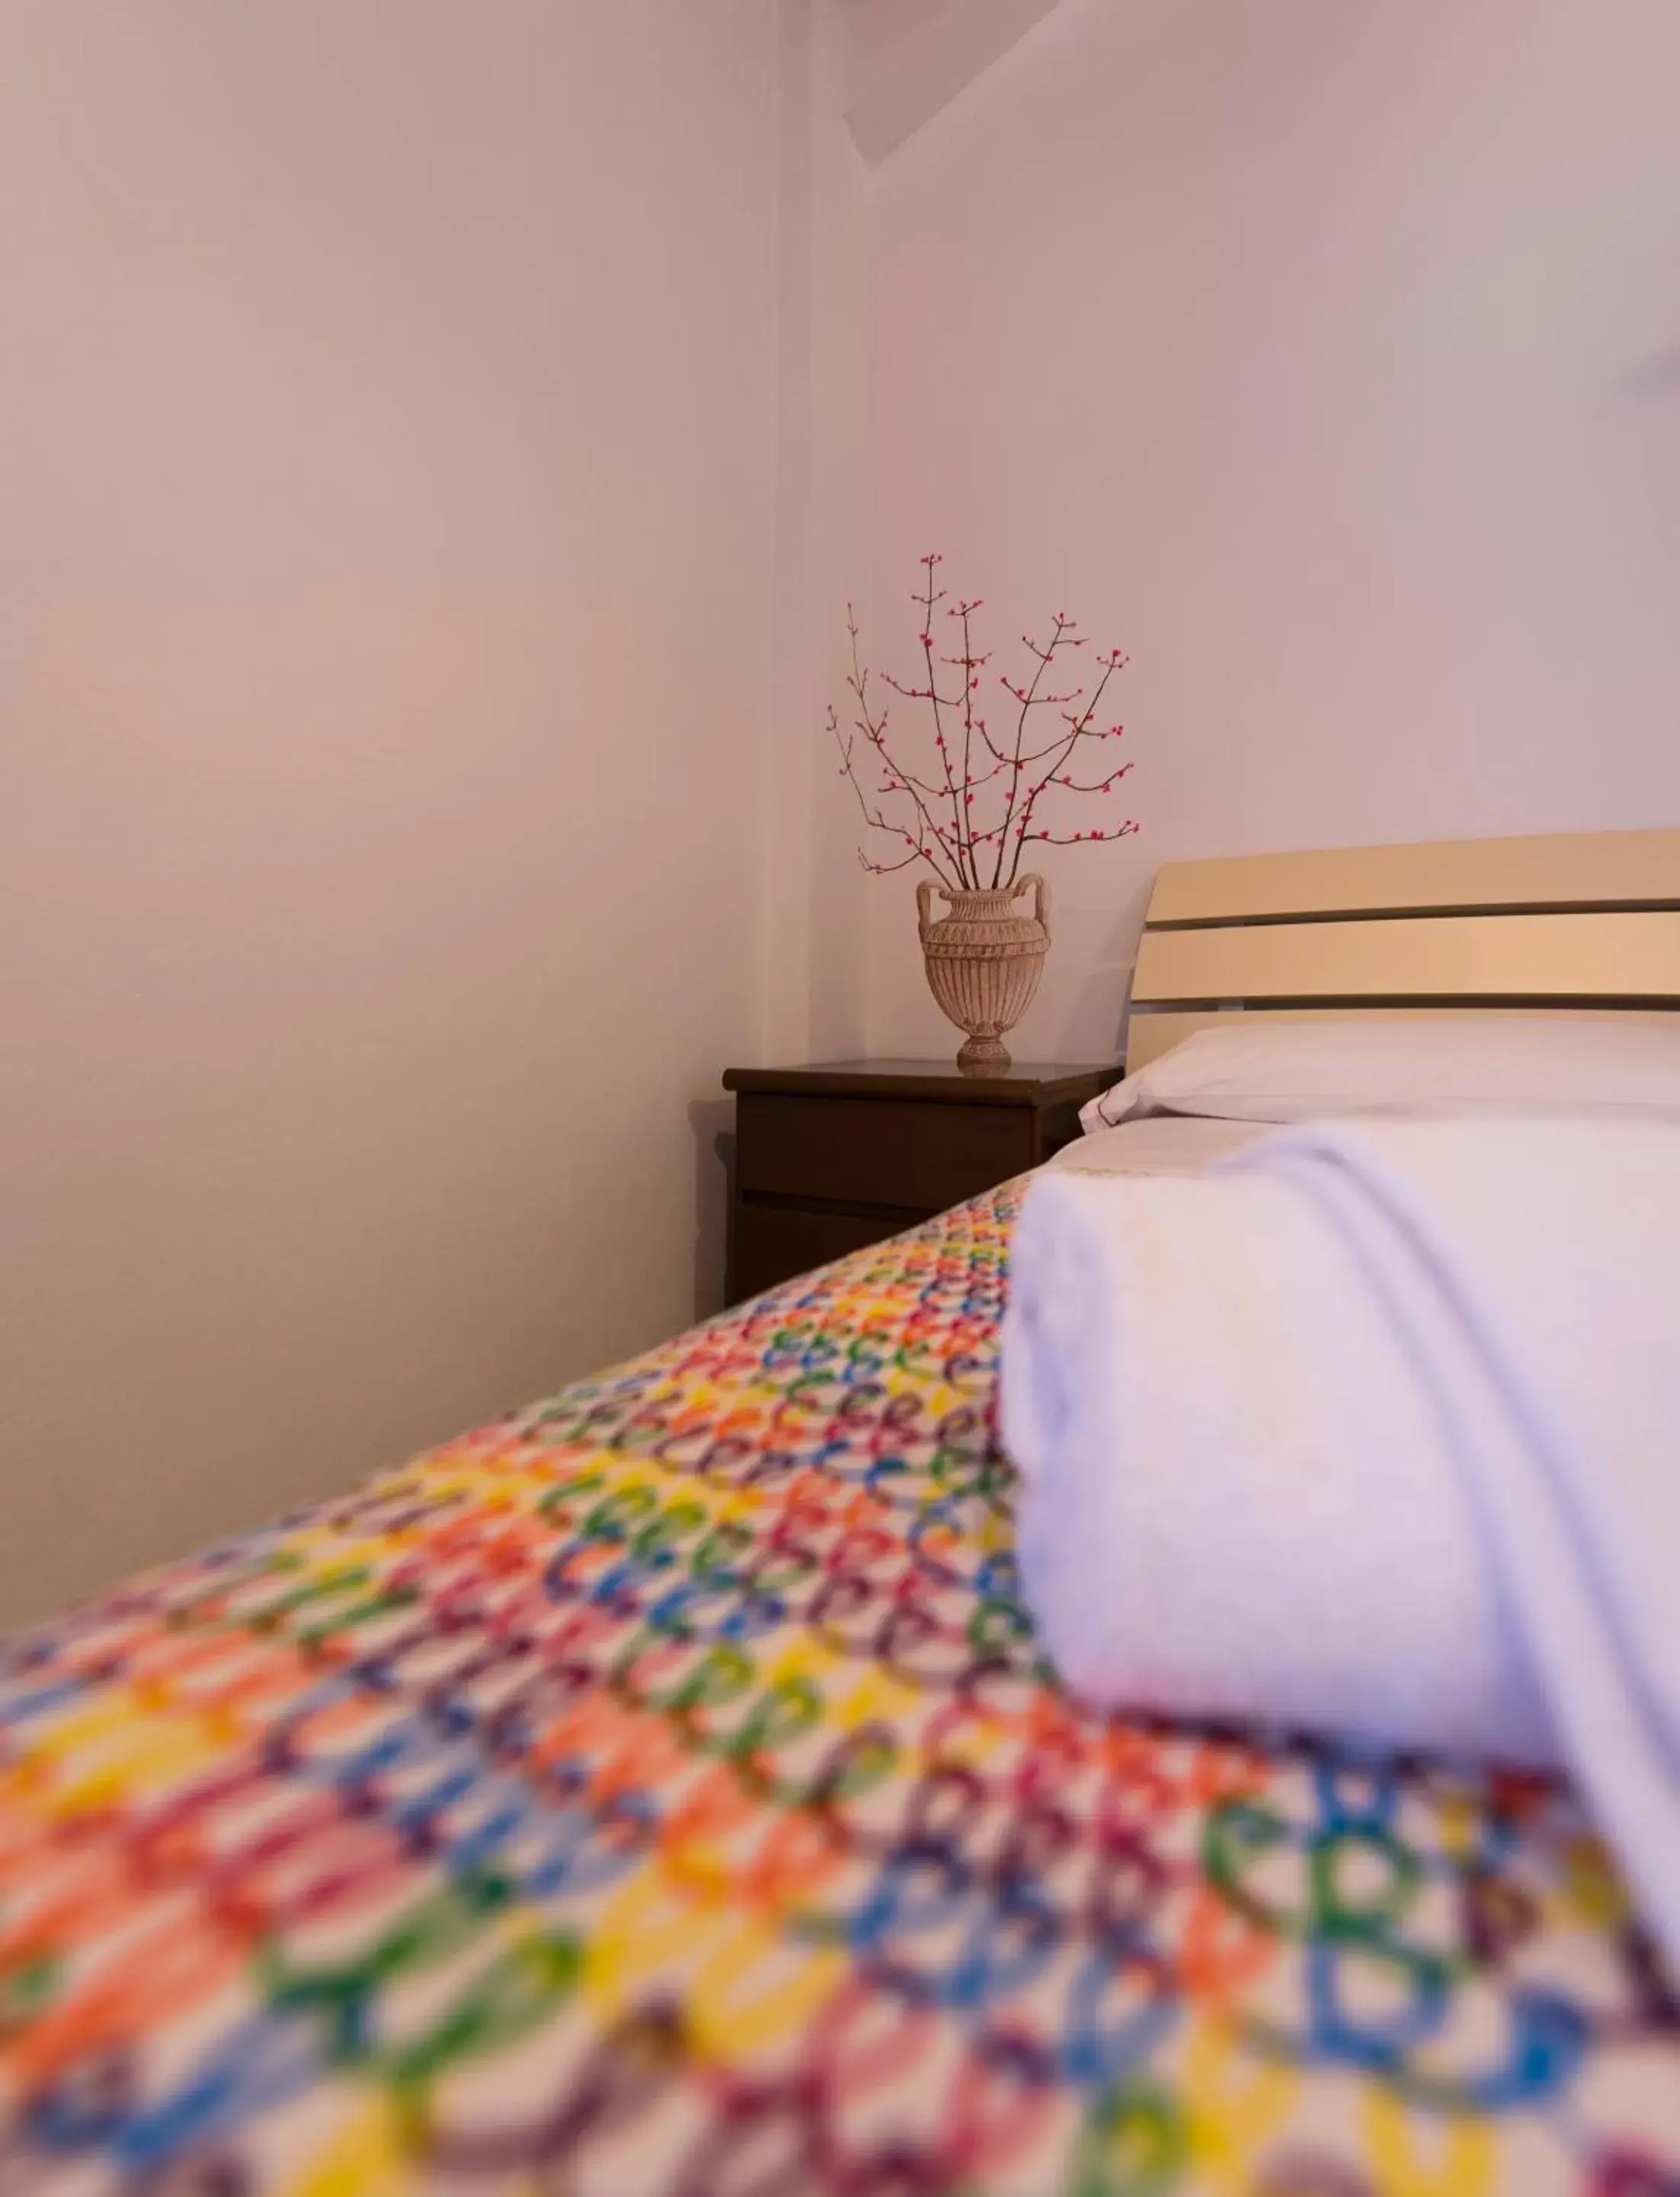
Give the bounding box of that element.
[736,1092,1035,1213]
[721,1060,1118,1310]
[732,1203,905,1300]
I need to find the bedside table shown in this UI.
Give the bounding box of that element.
[719,1057,1118,1302]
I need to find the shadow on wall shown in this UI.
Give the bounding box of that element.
[1054,876,1153,1064]
[1608,341,1680,400]
[688,1098,735,1319]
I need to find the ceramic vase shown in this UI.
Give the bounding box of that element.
[916,873,1051,1074]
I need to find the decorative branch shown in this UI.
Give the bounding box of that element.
[831,606,964,886]
[829,562,1137,894]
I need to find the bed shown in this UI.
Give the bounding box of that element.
[5,827,1680,2193]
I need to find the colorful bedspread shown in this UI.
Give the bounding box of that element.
[2,1185,1677,2195]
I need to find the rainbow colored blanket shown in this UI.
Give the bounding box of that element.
[2,1185,1676,2193]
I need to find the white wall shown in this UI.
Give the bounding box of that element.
[854,0,1680,1062]
[763,0,874,1064]
[0,1,792,1623]
[842,0,951,99]
[9,0,1679,1622]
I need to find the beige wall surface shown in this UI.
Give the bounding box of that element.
[841,0,951,99]
[853,0,1680,1061]
[0,1,794,1623]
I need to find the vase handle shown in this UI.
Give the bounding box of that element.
[916,878,935,944]
[1013,871,1051,944]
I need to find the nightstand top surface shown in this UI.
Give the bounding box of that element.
[722,1058,1119,1106]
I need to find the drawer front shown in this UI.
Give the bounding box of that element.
[732,1204,902,1302]
[736,1094,1035,1214]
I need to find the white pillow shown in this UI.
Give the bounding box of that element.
[1081,1015,1680,1132]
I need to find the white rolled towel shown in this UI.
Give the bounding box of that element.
[1000,1115,1680,1969]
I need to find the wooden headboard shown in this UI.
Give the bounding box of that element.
[1126,826,1680,1072]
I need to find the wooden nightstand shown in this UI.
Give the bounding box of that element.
[719,1057,1118,1303]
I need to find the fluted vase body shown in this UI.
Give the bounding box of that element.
[916,873,1051,1073]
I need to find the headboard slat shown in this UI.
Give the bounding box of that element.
[1131,909,1680,1007]
[1147,828,1680,928]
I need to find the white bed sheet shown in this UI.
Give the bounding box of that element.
[1048,1113,1269,1176]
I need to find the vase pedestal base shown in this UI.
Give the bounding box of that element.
[956,1033,1011,1075]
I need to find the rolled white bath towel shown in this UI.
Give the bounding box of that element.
[1000,1115,1680,1967]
